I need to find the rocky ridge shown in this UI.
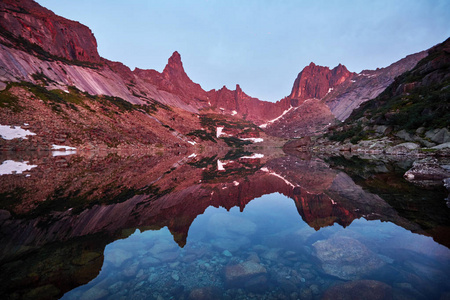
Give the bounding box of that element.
[312,38,450,157]
[0,0,432,143]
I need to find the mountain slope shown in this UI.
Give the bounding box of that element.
[264,53,427,138]
[324,38,450,149]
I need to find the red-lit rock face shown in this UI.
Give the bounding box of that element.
[134,51,210,106]
[0,0,101,63]
[288,63,353,103]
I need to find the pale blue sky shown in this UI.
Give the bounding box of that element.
[36,0,450,102]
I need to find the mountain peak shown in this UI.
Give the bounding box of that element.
[288,63,352,101]
[163,51,184,75]
[168,51,182,65]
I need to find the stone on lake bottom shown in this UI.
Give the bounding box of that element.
[225,260,267,291]
[322,280,393,300]
[188,287,223,300]
[207,213,257,237]
[82,286,109,300]
[105,248,132,268]
[313,236,386,280]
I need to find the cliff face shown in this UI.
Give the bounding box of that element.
[263,53,427,137]
[288,63,353,103]
[339,38,450,138]
[323,51,428,121]
[134,51,210,106]
[0,0,101,63]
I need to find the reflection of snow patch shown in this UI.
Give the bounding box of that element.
[240,153,264,159]
[52,150,76,157]
[240,138,264,143]
[51,145,77,156]
[0,125,36,140]
[260,167,296,187]
[0,160,37,175]
[259,106,293,128]
[216,127,224,138]
[52,144,76,150]
[217,159,226,171]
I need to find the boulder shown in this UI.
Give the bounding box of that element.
[312,236,385,280]
[224,260,267,289]
[385,142,419,154]
[322,280,393,300]
[188,287,223,300]
[395,130,414,142]
[207,213,256,237]
[432,142,450,149]
[374,125,389,134]
[404,158,450,181]
[425,128,450,144]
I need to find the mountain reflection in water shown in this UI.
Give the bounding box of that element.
[0,149,449,299]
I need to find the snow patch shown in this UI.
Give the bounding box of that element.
[259,106,293,128]
[217,159,227,171]
[0,160,37,175]
[52,151,77,157]
[216,127,224,138]
[327,87,334,94]
[261,167,296,187]
[188,141,196,145]
[51,145,77,156]
[188,153,197,158]
[52,144,77,150]
[240,137,264,143]
[233,181,239,186]
[231,110,237,116]
[0,125,36,140]
[240,153,264,159]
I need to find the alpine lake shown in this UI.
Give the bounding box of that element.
[1,148,449,300]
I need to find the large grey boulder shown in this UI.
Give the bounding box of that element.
[404,158,450,181]
[313,236,385,280]
[425,128,450,144]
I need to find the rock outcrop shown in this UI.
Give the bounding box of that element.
[288,63,353,103]
[0,0,101,63]
[263,51,426,137]
[324,51,428,121]
[134,51,210,106]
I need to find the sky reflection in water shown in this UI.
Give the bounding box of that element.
[61,192,450,300]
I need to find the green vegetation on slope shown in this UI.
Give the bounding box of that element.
[326,38,450,144]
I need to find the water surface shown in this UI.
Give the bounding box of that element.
[0,150,449,299]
